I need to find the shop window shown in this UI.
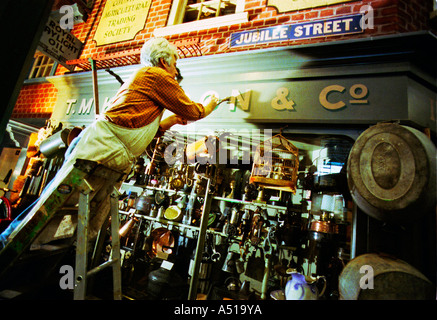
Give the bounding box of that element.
[154,0,248,37]
[28,52,57,79]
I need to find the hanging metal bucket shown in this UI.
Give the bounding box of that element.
[39,128,70,158]
[347,123,436,222]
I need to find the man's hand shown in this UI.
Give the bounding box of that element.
[204,95,219,117]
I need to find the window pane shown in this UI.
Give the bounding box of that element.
[28,53,55,79]
[35,56,43,67]
[183,0,237,23]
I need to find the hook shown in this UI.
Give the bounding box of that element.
[279,125,288,135]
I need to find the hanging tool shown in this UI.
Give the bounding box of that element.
[145,137,162,176]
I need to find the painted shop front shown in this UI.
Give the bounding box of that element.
[49,30,436,291]
[1,30,436,301]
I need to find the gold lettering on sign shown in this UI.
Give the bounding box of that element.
[78,98,94,115]
[229,89,251,112]
[349,84,368,104]
[65,98,94,115]
[94,0,152,46]
[271,87,295,111]
[319,85,346,110]
[102,97,114,113]
[66,99,77,115]
[267,0,353,13]
[319,84,369,110]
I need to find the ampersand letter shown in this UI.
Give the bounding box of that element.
[271,87,295,111]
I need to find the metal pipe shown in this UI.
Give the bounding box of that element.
[261,255,270,299]
[87,259,116,277]
[188,177,212,300]
[110,187,122,300]
[74,179,93,300]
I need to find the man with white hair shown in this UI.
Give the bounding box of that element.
[0,38,219,248]
[68,37,219,173]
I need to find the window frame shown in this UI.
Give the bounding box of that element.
[154,0,248,37]
[28,52,58,79]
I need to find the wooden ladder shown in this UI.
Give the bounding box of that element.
[0,159,124,300]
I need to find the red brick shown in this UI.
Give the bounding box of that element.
[218,26,229,32]
[245,1,262,10]
[277,15,291,24]
[252,19,264,27]
[320,9,334,17]
[216,38,227,45]
[374,15,398,25]
[379,6,398,16]
[228,23,240,32]
[336,5,352,15]
[305,11,319,20]
[372,0,397,9]
[257,11,273,19]
[379,23,398,33]
[264,17,278,25]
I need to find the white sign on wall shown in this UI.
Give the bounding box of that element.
[38,17,83,71]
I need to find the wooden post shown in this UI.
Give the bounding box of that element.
[89,58,99,115]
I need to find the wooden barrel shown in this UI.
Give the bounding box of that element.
[347,123,436,222]
[339,253,435,300]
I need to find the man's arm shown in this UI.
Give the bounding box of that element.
[151,69,219,121]
[159,114,187,131]
[157,95,218,131]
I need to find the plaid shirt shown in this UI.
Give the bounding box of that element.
[104,66,205,132]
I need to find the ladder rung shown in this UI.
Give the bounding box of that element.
[86,258,119,277]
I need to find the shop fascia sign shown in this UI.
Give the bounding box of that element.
[51,80,377,124]
[198,82,371,112]
[230,14,363,48]
[50,74,434,136]
[38,16,83,71]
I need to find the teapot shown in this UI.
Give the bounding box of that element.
[284,269,326,300]
[224,277,241,291]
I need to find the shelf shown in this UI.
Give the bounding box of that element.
[121,209,298,251]
[120,210,198,229]
[212,196,288,211]
[123,185,288,210]
[119,210,227,237]
[139,185,205,198]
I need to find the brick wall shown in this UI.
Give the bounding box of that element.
[13,0,435,121]
[12,83,57,120]
[398,0,433,32]
[169,0,433,54]
[56,0,435,71]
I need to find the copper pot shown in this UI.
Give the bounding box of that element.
[309,220,338,234]
[147,227,175,259]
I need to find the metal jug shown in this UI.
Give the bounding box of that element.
[285,270,326,300]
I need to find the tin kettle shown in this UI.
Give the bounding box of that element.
[284,269,326,300]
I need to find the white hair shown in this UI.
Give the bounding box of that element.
[140,38,179,67]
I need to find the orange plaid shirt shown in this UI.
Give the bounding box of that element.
[104,66,205,133]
